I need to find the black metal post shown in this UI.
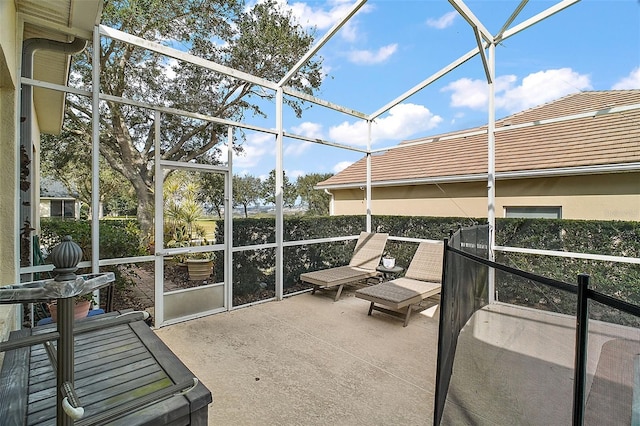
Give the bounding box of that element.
[57,297,75,426]
[572,274,590,426]
[433,238,449,426]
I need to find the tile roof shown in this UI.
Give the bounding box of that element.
[317,90,640,188]
[40,176,77,198]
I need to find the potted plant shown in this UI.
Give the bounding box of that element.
[186,250,216,281]
[47,293,94,322]
[382,252,396,268]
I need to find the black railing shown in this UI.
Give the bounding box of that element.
[434,225,640,426]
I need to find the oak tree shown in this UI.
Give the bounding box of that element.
[60,0,323,240]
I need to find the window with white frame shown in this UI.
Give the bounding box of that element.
[49,200,76,218]
[504,206,562,219]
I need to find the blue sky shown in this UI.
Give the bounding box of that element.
[228,0,640,181]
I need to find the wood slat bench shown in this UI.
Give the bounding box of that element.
[0,312,212,425]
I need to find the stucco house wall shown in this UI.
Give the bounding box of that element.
[39,177,81,219]
[330,172,640,221]
[320,91,640,222]
[0,0,20,351]
[0,0,102,350]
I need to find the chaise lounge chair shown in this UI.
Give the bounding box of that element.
[355,241,444,326]
[300,232,388,301]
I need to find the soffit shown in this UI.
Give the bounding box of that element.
[16,0,101,134]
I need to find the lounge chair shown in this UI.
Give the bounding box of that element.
[300,232,388,301]
[355,241,443,326]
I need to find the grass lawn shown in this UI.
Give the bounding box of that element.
[197,219,217,241]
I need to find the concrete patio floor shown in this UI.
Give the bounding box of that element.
[154,290,640,425]
[155,290,441,425]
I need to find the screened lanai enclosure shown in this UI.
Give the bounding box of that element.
[10,0,640,424]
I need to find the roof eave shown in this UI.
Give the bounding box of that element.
[316,163,640,190]
[20,0,102,133]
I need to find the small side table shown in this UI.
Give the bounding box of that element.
[376,264,404,281]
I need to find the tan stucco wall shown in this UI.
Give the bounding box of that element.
[0,0,19,351]
[331,173,640,221]
[496,174,640,220]
[0,0,17,88]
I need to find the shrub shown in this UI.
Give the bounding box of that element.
[40,218,144,260]
[39,218,145,301]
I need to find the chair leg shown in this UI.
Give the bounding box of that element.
[403,305,413,327]
[334,284,344,301]
[311,285,317,295]
[368,302,374,316]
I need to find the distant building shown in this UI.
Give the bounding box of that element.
[316,90,640,221]
[39,177,80,219]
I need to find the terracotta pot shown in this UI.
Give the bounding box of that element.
[48,300,91,323]
[186,259,213,280]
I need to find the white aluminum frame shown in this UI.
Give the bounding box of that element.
[17,0,640,328]
[152,107,232,326]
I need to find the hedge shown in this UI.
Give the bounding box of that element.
[39,218,145,297]
[494,218,640,322]
[40,218,144,260]
[40,216,639,314]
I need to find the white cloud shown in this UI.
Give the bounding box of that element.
[284,122,323,156]
[340,22,359,43]
[163,58,178,80]
[328,103,443,146]
[333,161,353,173]
[426,11,457,29]
[442,68,593,113]
[499,69,592,111]
[347,44,398,65]
[444,77,488,109]
[232,132,275,169]
[291,121,323,139]
[612,67,640,90]
[284,0,372,42]
[287,169,306,179]
[218,144,229,163]
[443,75,516,109]
[288,0,351,29]
[284,141,312,157]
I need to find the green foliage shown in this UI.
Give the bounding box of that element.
[296,173,333,215]
[199,173,225,218]
[227,0,323,117]
[39,218,145,297]
[40,136,136,219]
[40,214,639,319]
[163,171,206,244]
[56,0,324,239]
[495,218,640,316]
[233,174,262,217]
[40,218,145,260]
[283,216,370,288]
[214,218,276,297]
[219,215,466,298]
[261,169,297,207]
[215,215,639,315]
[373,216,476,241]
[104,191,137,217]
[283,215,367,240]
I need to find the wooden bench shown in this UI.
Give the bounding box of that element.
[0,311,212,425]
